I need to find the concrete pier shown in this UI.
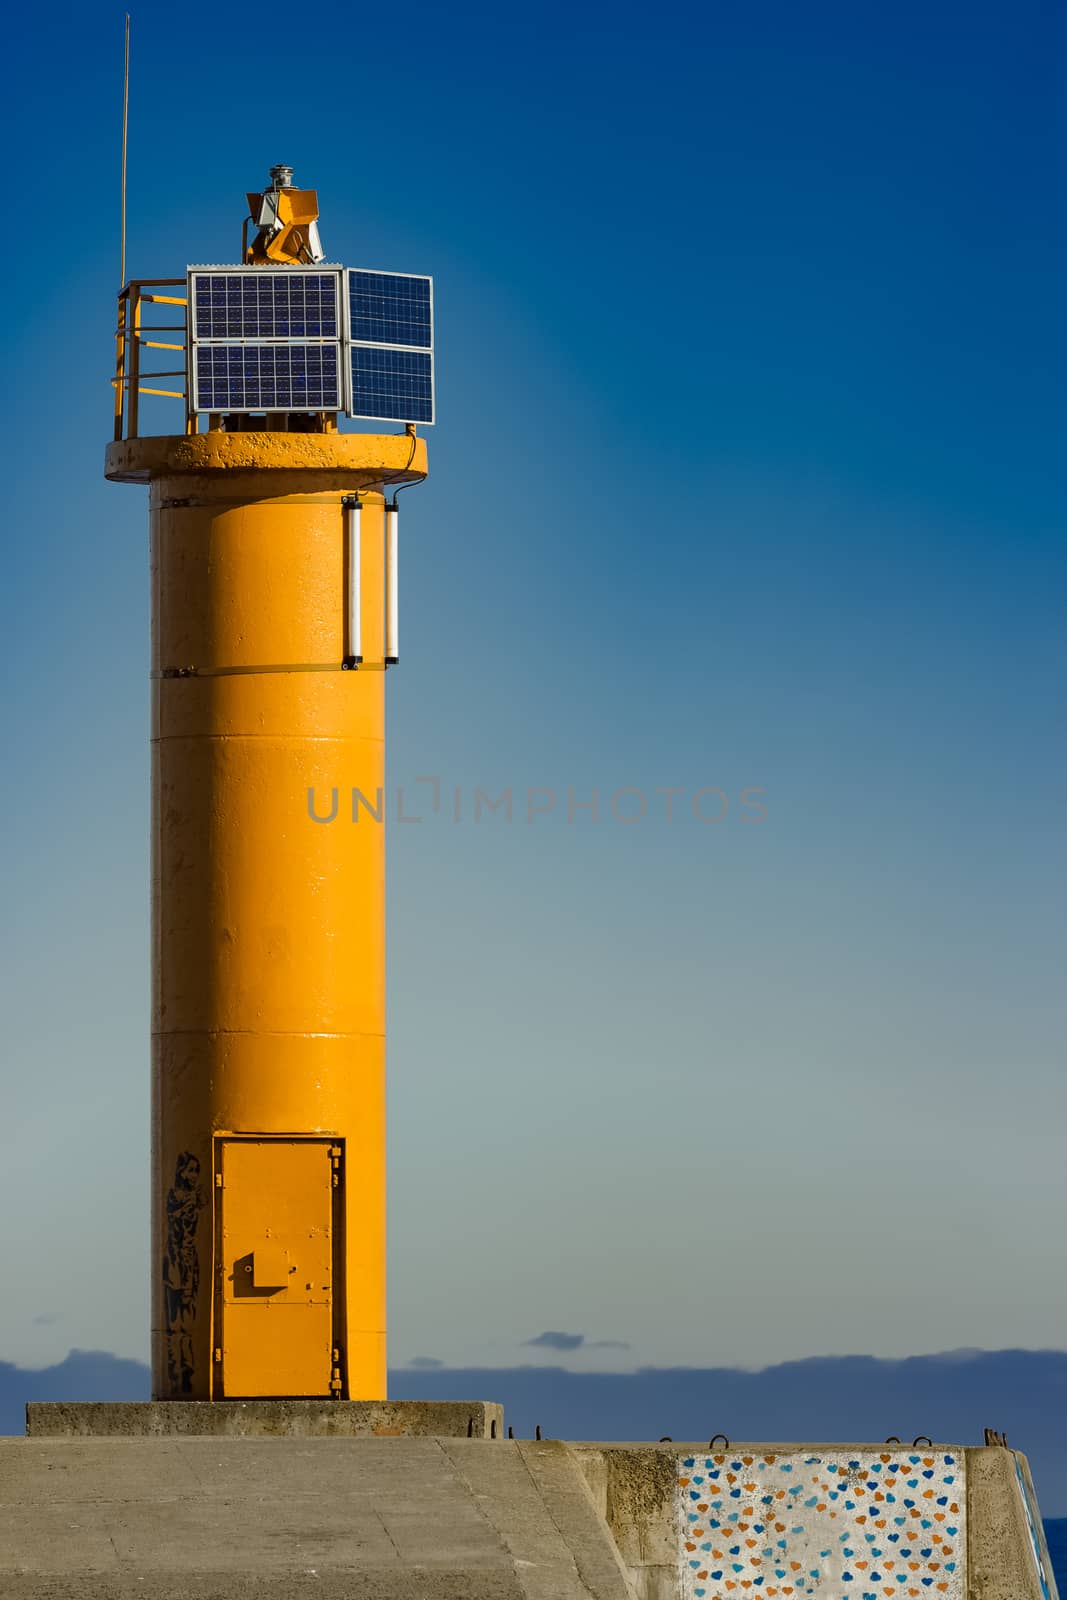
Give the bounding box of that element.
[0,1422,1058,1600]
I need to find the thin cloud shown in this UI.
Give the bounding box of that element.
[408,1355,444,1369]
[525,1331,586,1351]
[524,1331,630,1352]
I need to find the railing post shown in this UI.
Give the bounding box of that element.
[129,284,142,439]
[114,290,128,441]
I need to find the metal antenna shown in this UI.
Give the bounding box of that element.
[120,14,130,289]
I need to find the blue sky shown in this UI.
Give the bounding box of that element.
[0,0,1064,1371]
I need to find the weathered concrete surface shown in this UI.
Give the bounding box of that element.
[572,1443,1055,1600]
[0,1436,637,1599]
[26,1399,503,1440]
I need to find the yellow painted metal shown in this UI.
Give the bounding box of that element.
[107,430,428,1401]
[218,1139,334,1398]
[246,187,321,264]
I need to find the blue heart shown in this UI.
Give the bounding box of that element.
[936,1497,947,1506]
[776,1571,786,1580]
[842,1574,854,1584]
[889,1464,901,1473]
[709,1470,721,1479]
[805,1497,818,1508]
[830,1491,840,1501]
[730,1489,742,1498]
[733,1563,744,1573]
[920,1549,932,1558]
[711,1574,723,1582]
[909,1456,921,1465]
[921,1519,932,1529]
[730,1546,740,1556]
[946,1526,958,1536]
[904,1500,915,1508]
[922,1470,934,1479]
[888,1534,900,1543]
[894,1518,906,1527]
[945,1562,956,1572]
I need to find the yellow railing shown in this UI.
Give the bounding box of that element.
[113,279,193,440]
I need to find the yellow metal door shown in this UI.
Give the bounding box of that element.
[217,1139,337,1397]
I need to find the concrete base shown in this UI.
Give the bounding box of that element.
[0,1436,634,1599]
[25,1399,504,1439]
[0,1432,1056,1599]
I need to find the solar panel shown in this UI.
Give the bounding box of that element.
[193,344,342,412]
[190,269,342,339]
[349,346,434,424]
[348,270,432,349]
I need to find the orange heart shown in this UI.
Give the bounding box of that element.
[875,1492,885,1502]
[746,1540,757,1549]
[880,1453,891,1463]
[791,1562,801,1571]
[930,1565,940,1573]
[817,1503,827,1512]
[727,1474,737,1484]
[886,1478,898,1487]
[934,1514,945,1523]
[697,1503,708,1512]
[743,1456,753,1465]
[857,1516,868,1525]
[876,1519,887,1529]
[742,1584,752,1591]
[714,1551,724,1560]
[855,1488,866,1497]
[782,1589,793,1595]
[685,1542,696,1552]
[906,1533,918,1542]
[745,1483,757,1492]
[856,1562,869,1571]
[751,1559,761,1568]
[678,1477,691,1487]
[884,1589,895,1596]
[937,1586,948,1593]
[908,1561,920,1571]
[739,1522,750,1531]
[923,1490,934,1500]
[768,1590,778,1596]
[910,1591,919,1597]
[923,1459,934,1468]
[726,1584,736,1592]
[697,1572,708,1581]
[949,1503,959,1514]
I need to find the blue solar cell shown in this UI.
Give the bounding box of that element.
[191,271,340,340]
[349,271,432,349]
[194,344,341,411]
[349,346,434,423]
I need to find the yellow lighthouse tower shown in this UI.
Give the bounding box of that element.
[107,168,432,1402]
